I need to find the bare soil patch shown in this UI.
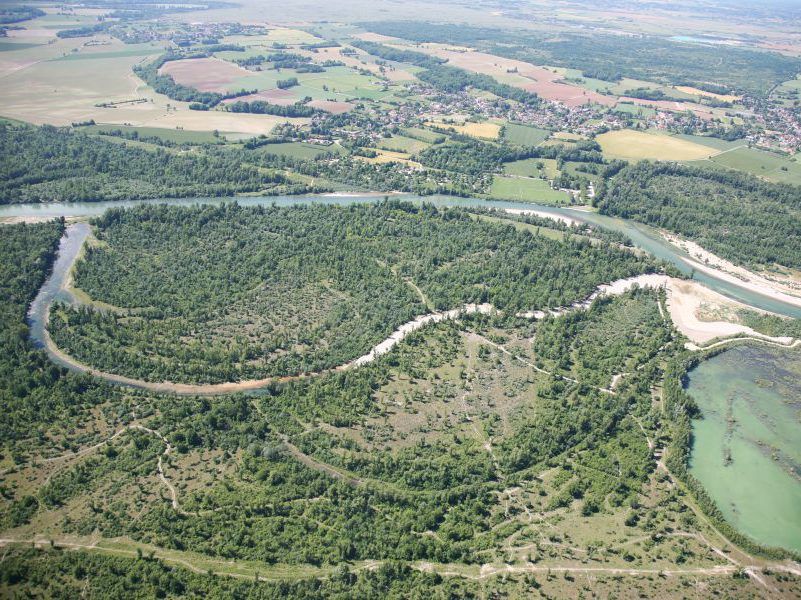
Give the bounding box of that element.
[413,46,616,107]
[159,57,252,93]
[221,88,297,106]
[307,99,354,114]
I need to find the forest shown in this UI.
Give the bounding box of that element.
[598,162,801,269]
[0,124,317,203]
[0,6,44,23]
[226,100,319,117]
[0,549,483,599]
[0,218,678,567]
[51,202,655,384]
[5,2,801,596]
[1,212,797,597]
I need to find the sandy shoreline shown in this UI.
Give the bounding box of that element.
[663,278,795,346]
[502,208,580,227]
[663,233,801,310]
[41,299,496,396]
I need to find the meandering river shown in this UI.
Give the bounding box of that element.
[4,192,801,317]
[12,192,801,553]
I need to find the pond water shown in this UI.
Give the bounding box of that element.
[687,345,801,552]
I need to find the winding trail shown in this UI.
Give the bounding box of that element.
[38,423,191,516]
[2,535,799,585]
[464,330,617,395]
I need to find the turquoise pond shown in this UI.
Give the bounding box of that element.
[687,345,801,552]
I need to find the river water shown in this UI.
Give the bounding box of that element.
[14,192,801,552]
[5,192,801,318]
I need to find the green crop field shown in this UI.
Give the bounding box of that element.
[81,124,224,144]
[709,146,801,183]
[489,175,572,204]
[673,134,745,152]
[503,157,548,178]
[611,102,658,117]
[254,141,344,159]
[400,126,448,143]
[376,134,430,154]
[54,46,164,62]
[502,123,550,146]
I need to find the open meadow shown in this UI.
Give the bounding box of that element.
[597,129,723,161]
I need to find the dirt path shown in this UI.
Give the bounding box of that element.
[3,535,798,583]
[277,434,365,488]
[465,330,616,395]
[36,423,193,516]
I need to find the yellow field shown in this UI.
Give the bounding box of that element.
[674,86,740,103]
[360,149,422,168]
[263,27,321,45]
[597,129,720,161]
[0,30,310,135]
[425,121,501,139]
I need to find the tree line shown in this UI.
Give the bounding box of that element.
[599,161,801,269]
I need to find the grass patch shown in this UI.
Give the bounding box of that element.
[502,123,550,146]
[672,134,745,152]
[401,126,447,144]
[597,129,718,161]
[709,146,801,184]
[376,134,430,154]
[489,175,571,204]
[0,41,42,52]
[254,141,343,159]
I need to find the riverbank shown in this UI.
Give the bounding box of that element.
[664,233,801,310]
[664,278,796,346]
[4,193,801,317]
[30,223,798,394]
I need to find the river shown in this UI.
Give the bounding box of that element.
[4,192,801,318]
[15,192,801,553]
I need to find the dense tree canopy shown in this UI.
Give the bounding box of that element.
[51,202,655,383]
[599,162,801,269]
[0,124,311,203]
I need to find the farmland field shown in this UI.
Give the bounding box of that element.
[612,102,658,117]
[502,122,550,146]
[432,121,501,139]
[254,141,344,159]
[672,134,746,152]
[708,146,801,183]
[489,175,571,204]
[159,57,253,93]
[502,157,559,179]
[400,126,446,143]
[376,134,430,154]
[597,129,720,161]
